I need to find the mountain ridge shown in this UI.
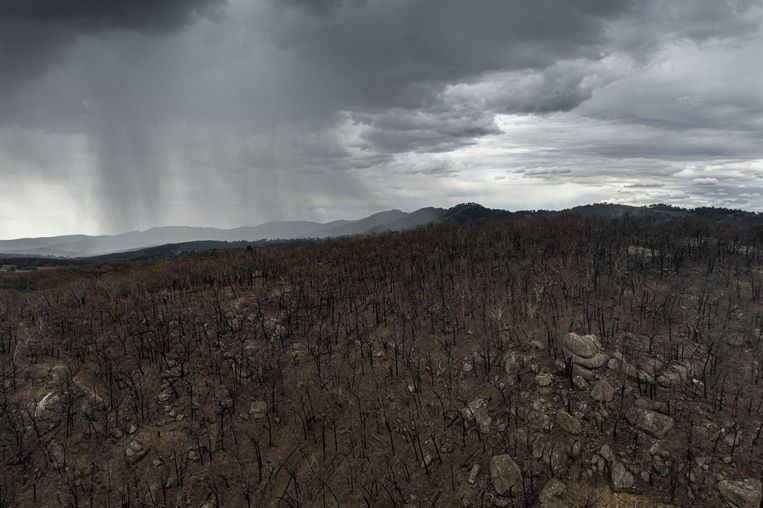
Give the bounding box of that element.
[1,202,760,258]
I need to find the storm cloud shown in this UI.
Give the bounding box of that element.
[0,0,762,237]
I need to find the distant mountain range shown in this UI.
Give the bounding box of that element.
[0,203,760,259]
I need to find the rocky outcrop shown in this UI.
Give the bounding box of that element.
[560,333,600,359]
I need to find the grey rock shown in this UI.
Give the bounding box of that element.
[250,400,268,419]
[504,352,521,376]
[634,398,669,415]
[555,410,582,435]
[657,370,682,388]
[591,379,616,403]
[34,391,65,423]
[652,456,670,477]
[492,496,511,507]
[572,375,588,390]
[610,460,634,492]
[539,478,569,508]
[536,440,569,472]
[718,478,762,508]
[125,440,148,464]
[468,464,480,484]
[724,431,742,448]
[672,364,689,382]
[574,364,596,380]
[572,352,609,369]
[529,340,544,351]
[490,455,522,497]
[462,397,490,428]
[626,407,674,439]
[560,333,600,359]
[536,373,553,387]
[599,444,616,464]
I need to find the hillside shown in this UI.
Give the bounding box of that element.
[1,213,761,507]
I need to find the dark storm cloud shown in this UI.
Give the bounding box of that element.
[267,0,638,112]
[0,0,222,31]
[1,0,763,237]
[0,0,223,93]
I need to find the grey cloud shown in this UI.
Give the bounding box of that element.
[2,0,763,237]
[350,109,500,155]
[0,0,222,97]
[264,0,639,115]
[0,0,223,32]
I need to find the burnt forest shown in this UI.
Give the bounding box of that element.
[2,212,763,507]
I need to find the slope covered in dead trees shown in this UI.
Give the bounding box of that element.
[1,215,762,507]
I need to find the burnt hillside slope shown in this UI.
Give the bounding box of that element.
[1,215,762,507]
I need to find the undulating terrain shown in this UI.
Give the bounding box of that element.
[1,214,763,507]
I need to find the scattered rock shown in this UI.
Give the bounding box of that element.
[634,398,669,415]
[249,400,268,419]
[503,352,521,377]
[529,340,544,351]
[598,444,616,464]
[536,373,553,388]
[125,440,148,464]
[468,464,480,484]
[672,364,689,382]
[539,478,569,508]
[492,495,510,507]
[591,379,615,403]
[490,455,522,497]
[572,375,588,390]
[652,455,670,477]
[610,460,635,492]
[555,410,582,435]
[724,431,742,448]
[718,478,762,508]
[462,398,488,421]
[657,369,682,388]
[462,397,492,433]
[626,407,674,439]
[463,362,474,373]
[35,391,66,423]
[534,439,570,472]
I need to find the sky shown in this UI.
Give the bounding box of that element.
[1,0,762,239]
